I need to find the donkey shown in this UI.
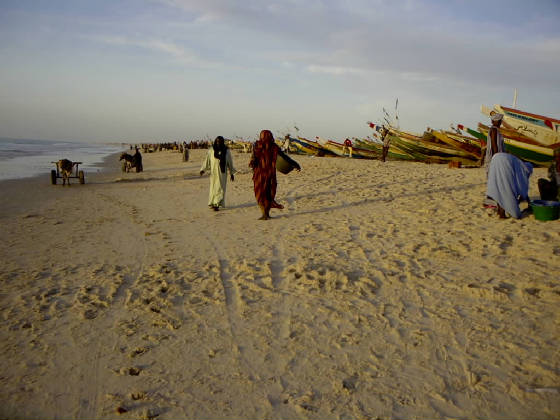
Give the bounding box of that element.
[57,159,77,186]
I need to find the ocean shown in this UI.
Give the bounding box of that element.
[0,138,125,181]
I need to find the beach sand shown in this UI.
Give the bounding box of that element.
[0,149,558,419]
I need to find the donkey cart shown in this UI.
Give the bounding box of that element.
[50,161,85,185]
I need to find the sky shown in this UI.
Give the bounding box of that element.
[0,0,559,143]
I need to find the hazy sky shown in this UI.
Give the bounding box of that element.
[1,0,559,143]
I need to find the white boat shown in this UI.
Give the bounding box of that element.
[481,104,560,146]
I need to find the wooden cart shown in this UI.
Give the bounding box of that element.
[50,161,85,185]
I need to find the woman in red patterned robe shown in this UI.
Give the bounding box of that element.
[249,129,285,220]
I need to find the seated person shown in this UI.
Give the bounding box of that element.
[486,153,533,219]
[538,148,560,201]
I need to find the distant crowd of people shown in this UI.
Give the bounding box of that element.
[130,140,211,154]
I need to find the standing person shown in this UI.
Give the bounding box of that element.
[200,136,235,211]
[482,112,506,208]
[484,113,505,173]
[282,134,291,153]
[249,129,284,220]
[133,146,143,172]
[343,138,353,158]
[538,148,560,200]
[182,141,189,162]
[380,126,390,162]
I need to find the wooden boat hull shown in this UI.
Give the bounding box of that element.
[322,140,379,159]
[430,130,481,159]
[481,104,560,146]
[354,138,415,161]
[502,139,556,166]
[477,123,557,166]
[291,137,335,156]
[388,128,478,160]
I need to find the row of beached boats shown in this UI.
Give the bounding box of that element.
[276,104,559,167]
[225,104,559,167]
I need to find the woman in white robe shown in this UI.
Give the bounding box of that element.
[200,136,235,211]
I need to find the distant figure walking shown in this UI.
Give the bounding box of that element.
[250,129,285,220]
[343,138,353,158]
[200,136,235,211]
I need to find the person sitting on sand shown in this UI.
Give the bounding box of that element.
[486,152,533,219]
[200,136,235,211]
[249,129,285,220]
[537,148,560,201]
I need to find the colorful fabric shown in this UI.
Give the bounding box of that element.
[250,130,279,210]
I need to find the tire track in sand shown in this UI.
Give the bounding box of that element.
[72,191,149,419]
[205,233,261,381]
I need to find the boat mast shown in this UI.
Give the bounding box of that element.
[512,88,518,109]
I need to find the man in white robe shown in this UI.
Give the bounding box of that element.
[200,136,235,211]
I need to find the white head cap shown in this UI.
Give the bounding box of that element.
[490,113,504,122]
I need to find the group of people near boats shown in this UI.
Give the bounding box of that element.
[196,118,558,221]
[484,112,560,219]
[200,129,301,220]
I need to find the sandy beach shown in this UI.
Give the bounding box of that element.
[0,148,558,419]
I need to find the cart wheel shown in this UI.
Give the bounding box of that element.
[79,170,85,184]
[51,170,57,185]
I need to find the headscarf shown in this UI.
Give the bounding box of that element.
[491,113,503,122]
[213,136,228,173]
[252,129,278,173]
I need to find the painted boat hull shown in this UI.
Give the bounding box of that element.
[481,104,560,146]
[430,130,482,159]
[291,137,335,156]
[477,124,558,166]
[354,139,415,161]
[322,140,379,159]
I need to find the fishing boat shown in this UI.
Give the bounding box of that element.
[354,138,416,161]
[477,123,546,146]
[477,123,557,166]
[387,127,479,165]
[291,136,335,156]
[319,139,380,159]
[481,104,560,146]
[429,129,482,160]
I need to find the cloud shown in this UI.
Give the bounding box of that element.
[90,34,219,68]
[154,0,560,90]
[305,65,364,76]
